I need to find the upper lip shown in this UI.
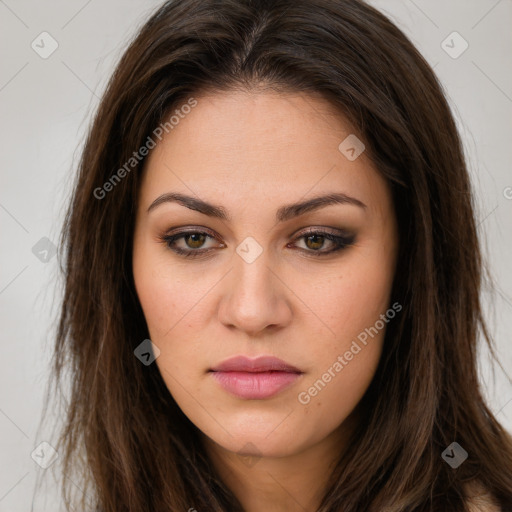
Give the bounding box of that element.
[210,355,302,373]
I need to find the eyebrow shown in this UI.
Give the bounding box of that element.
[147,191,366,222]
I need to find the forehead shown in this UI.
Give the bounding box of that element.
[139,90,391,219]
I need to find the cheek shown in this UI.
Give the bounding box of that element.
[132,243,221,395]
[294,265,394,441]
[133,241,207,339]
[313,251,396,351]
[133,261,207,403]
[293,339,383,454]
[293,245,396,419]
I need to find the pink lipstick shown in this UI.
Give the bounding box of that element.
[209,355,303,399]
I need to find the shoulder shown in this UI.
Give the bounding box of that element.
[465,480,502,512]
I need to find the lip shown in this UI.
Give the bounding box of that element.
[209,356,303,399]
[210,355,302,373]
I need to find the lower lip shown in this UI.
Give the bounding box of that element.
[210,371,302,399]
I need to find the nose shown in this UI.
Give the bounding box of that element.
[217,249,293,336]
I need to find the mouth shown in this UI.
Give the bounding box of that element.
[209,355,303,400]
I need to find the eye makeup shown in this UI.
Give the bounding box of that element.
[157,226,356,259]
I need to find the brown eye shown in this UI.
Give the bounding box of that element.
[304,234,326,251]
[291,230,355,256]
[160,229,221,258]
[161,228,354,259]
[184,233,207,249]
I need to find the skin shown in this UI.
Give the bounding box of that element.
[132,89,399,512]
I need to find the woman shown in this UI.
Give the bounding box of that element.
[46,0,512,510]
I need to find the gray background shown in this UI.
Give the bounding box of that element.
[1,0,511,510]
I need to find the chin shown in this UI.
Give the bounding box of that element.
[208,419,305,458]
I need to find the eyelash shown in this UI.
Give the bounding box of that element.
[159,228,355,259]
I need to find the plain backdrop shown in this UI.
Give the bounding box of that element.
[1,1,511,510]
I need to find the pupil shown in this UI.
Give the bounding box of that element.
[307,234,324,250]
[187,233,205,248]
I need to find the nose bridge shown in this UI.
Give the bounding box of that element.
[218,242,290,334]
[235,248,274,299]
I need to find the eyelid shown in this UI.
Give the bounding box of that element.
[293,226,353,238]
[159,225,355,259]
[163,226,219,239]
[163,225,352,240]
[289,228,355,253]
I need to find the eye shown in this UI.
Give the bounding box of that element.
[160,229,223,258]
[289,228,355,256]
[159,227,355,259]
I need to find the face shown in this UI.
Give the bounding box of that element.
[132,90,399,460]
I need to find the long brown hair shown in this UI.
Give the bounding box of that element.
[43,0,512,510]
